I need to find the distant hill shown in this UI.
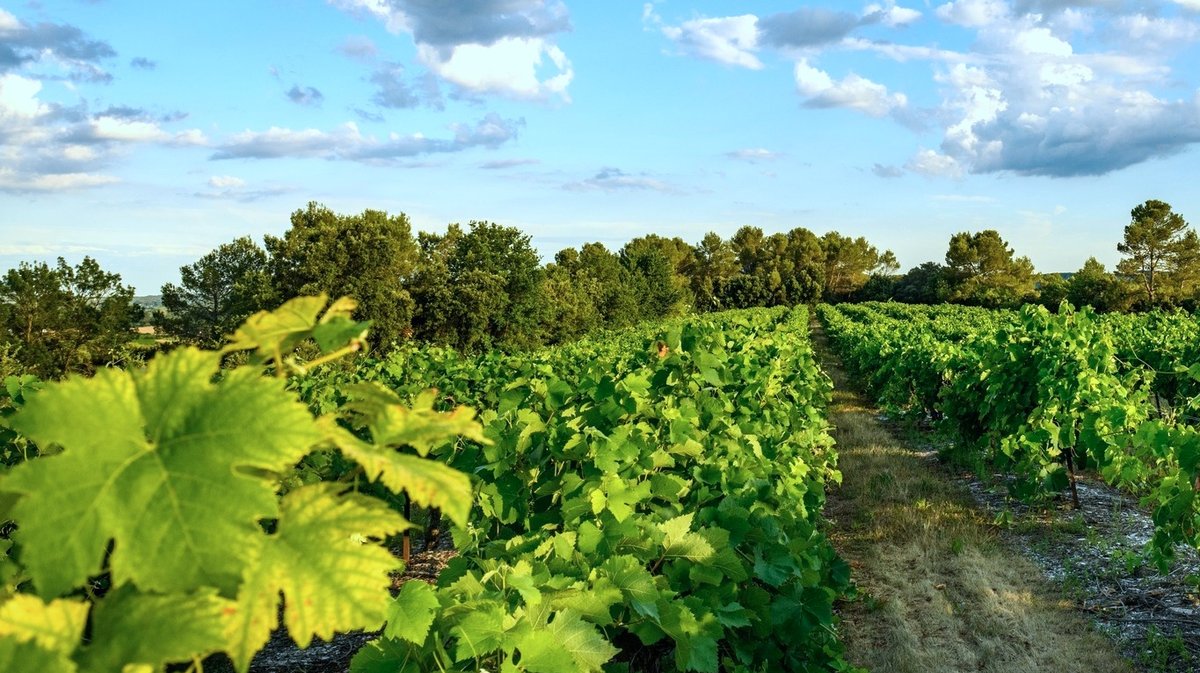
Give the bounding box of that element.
[133,295,163,310]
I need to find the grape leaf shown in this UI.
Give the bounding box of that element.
[226,483,408,672]
[0,637,76,673]
[516,610,617,673]
[449,601,508,662]
[223,295,335,361]
[383,581,440,644]
[78,586,231,673]
[0,594,88,652]
[324,420,474,526]
[344,387,489,457]
[3,348,324,597]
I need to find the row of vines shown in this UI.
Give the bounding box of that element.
[0,297,856,673]
[819,301,1200,569]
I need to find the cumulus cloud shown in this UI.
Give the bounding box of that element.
[0,10,116,81]
[661,15,762,69]
[917,7,1200,176]
[865,3,923,27]
[286,85,325,107]
[906,148,965,177]
[935,0,1009,28]
[794,59,908,117]
[564,167,682,194]
[417,37,573,101]
[0,73,206,192]
[332,0,574,101]
[211,113,521,162]
[129,56,156,70]
[758,8,865,49]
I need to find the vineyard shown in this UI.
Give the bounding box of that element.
[819,302,1200,569]
[3,296,1200,672]
[0,298,853,673]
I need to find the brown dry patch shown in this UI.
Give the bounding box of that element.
[814,324,1133,673]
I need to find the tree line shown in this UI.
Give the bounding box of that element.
[2,199,1196,378]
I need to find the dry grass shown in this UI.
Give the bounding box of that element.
[815,328,1133,673]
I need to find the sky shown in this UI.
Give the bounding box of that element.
[3,0,1200,294]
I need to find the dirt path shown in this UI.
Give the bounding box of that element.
[813,325,1135,673]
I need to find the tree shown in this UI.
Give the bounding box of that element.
[156,237,274,345]
[1066,258,1133,313]
[820,232,899,301]
[1116,199,1198,307]
[0,257,140,377]
[944,230,1035,307]
[893,262,950,304]
[620,235,695,317]
[722,226,825,307]
[686,232,739,312]
[266,202,418,346]
[408,221,545,351]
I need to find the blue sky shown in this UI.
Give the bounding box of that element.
[3,0,1200,293]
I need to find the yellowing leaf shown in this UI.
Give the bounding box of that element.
[0,595,88,652]
[226,484,408,672]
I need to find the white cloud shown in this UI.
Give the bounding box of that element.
[0,74,49,119]
[208,175,245,189]
[1115,15,1199,44]
[212,114,522,162]
[417,37,573,101]
[661,15,762,69]
[0,8,20,31]
[1173,0,1200,12]
[794,59,908,117]
[866,3,923,27]
[564,167,683,194]
[331,0,573,101]
[0,74,207,192]
[726,148,782,162]
[906,149,965,177]
[0,168,118,191]
[936,0,1009,28]
[89,116,208,145]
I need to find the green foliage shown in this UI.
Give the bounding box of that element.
[820,301,1200,570]
[944,230,1036,307]
[1116,199,1199,307]
[820,231,898,301]
[0,257,141,377]
[0,295,480,672]
[266,202,419,346]
[156,236,274,345]
[301,305,854,672]
[409,222,547,351]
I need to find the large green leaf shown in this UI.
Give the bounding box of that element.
[0,637,76,673]
[516,610,617,673]
[222,295,335,361]
[346,387,489,456]
[324,421,474,526]
[4,348,324,596]
[79,586,231,673]
[226,483,407,672]
[383,581,440,644]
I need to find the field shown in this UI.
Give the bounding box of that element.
[1,297,1199,672]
